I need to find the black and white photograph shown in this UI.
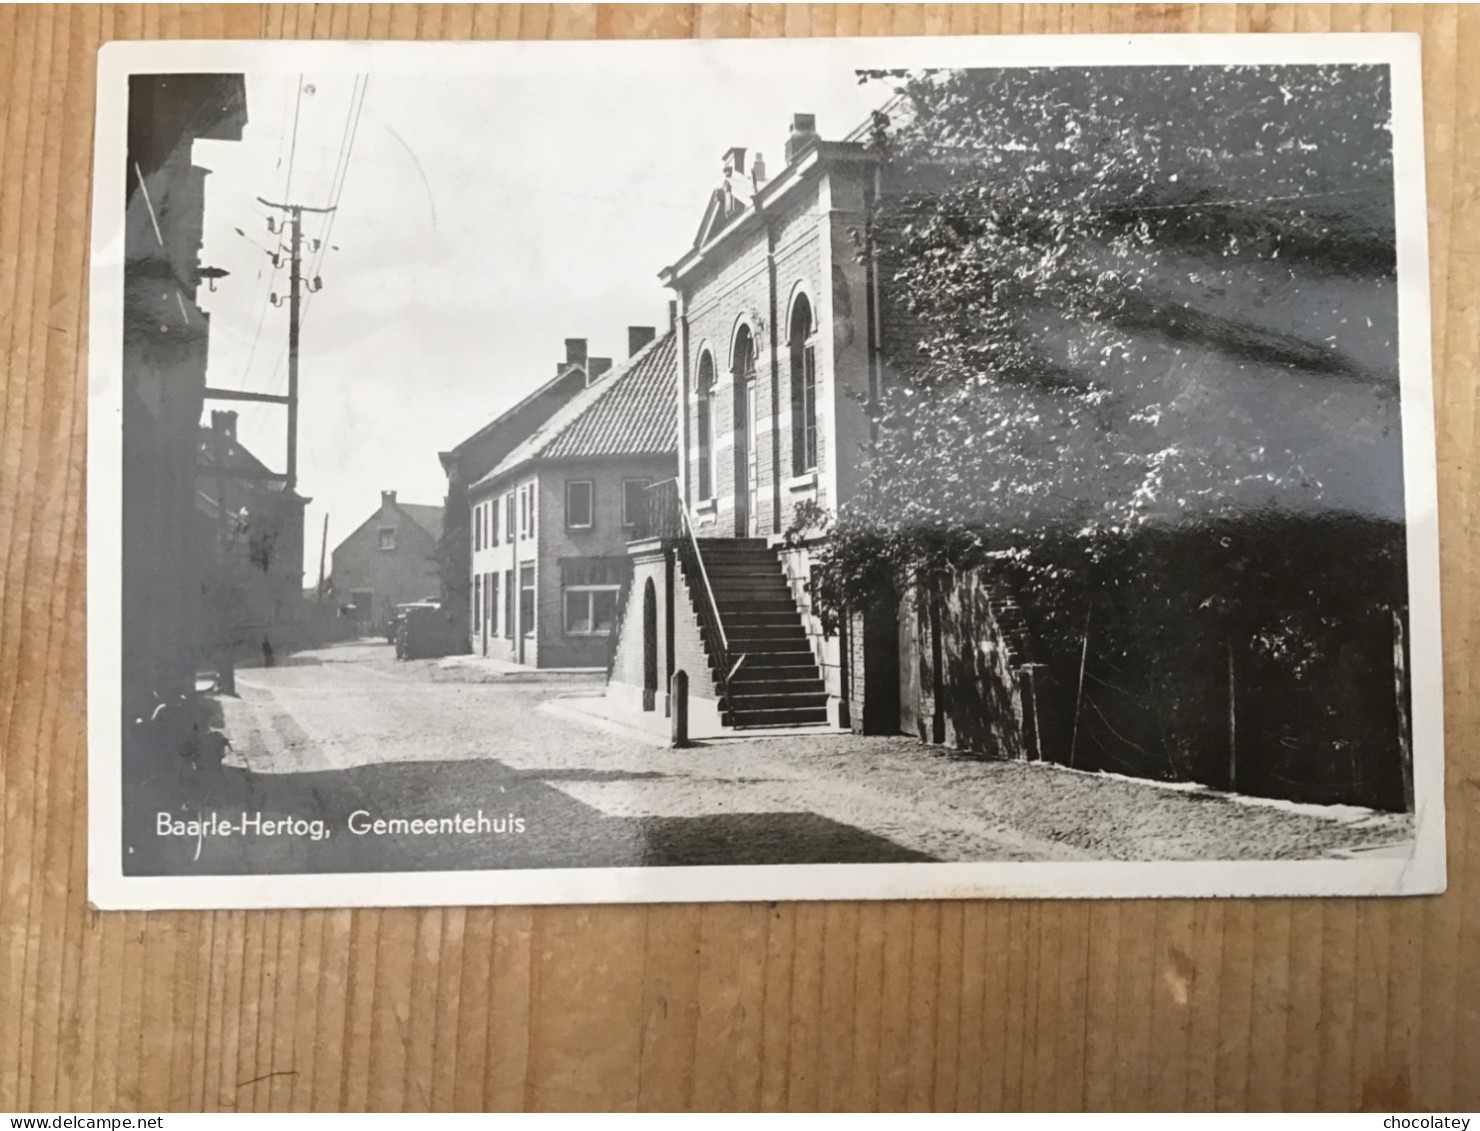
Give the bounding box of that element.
[88,34,1444,908]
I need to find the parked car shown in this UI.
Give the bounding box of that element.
[394,602,463,660]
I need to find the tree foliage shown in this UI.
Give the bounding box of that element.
[810,65,1404,664]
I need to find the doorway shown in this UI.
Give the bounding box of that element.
[642,578,658,711]
[732,326,758,538]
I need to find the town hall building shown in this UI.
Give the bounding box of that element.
[607,113,903,734]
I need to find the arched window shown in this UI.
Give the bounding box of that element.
[789,294,817,474]
[732,324,756,384]
[696,350,715,500]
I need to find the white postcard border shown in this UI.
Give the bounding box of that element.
[88,32,1446,909]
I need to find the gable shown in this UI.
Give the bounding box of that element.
[333,502,441,558]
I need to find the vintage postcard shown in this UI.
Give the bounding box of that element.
[88,33,1444,909]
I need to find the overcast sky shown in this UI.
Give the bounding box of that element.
[192,63,884,577]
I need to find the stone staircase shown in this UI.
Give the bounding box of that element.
[694,538,829,729]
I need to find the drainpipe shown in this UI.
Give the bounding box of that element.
[865,163,884,443]
[763,207,783,536]
[677,292,692,509]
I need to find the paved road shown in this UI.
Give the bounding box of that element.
[122,639,1413,876]
[125,640,936,875]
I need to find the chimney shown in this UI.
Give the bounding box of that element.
[381,490,397,511]
[668,300,678,332]
[565,338,588,368]
[722,147,747,177]
[588,357,613,381]
[785,113,818,164]
[751,153,767,190]
[211,409,238,442]
[627,326,656,357]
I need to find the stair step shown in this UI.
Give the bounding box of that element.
[730,674,825,693]
[705,564,786,578]
[724,706,830,728]
[732,650,820,670]
[729,639,813,657]
[698,538,769,551]
[724,610,804,628]
[705,579,790,593]
[715,598,796,613]
[727,625,810,642]
[726,692,829,712]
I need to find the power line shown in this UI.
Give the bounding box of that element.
[302,74,367,324]
[262,74,368,399]
[282,73,306,202]
[234,78,308,393]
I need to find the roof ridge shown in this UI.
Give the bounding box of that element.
[471,329,677,489]
[520,331,667,454]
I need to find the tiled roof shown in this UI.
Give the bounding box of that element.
[399,503,444,544]
[474,331,677,488]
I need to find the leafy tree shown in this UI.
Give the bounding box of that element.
[813,65,1405,669]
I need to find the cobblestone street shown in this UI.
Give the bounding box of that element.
[124,640,1413,876]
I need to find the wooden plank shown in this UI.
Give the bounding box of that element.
[0,2,1475,1113]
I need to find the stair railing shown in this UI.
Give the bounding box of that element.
[641,480,746,710]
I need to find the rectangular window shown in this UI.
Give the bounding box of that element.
[792,342,818,474]
[697,397,712,499]
[505,492,515,542]
[519,486,532,540]
[472,574,482,633]
[563,587,621,636]
[519,565,536,638]
[560,557,630,637]
[377,527,396,552]
[487,571,498,634]
[503,569,514,638]
[566,480,594,530]
[621,479,650,529]
[490,498,500,546]
[474,505,483,552]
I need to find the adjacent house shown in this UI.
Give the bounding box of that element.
[466,325,678,669]
[330,491,444,631]
[195,409,309,655]
[438,339,613,634]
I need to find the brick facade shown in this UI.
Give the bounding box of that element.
[662,137,899,734]
[465,333,678,671]
[438,358,592,633]
[479,455,675,669]
[330,492,442,629]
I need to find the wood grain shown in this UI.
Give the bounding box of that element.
[1,4,1475,1113]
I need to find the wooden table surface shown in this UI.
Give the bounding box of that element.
[1,3,1476,1113]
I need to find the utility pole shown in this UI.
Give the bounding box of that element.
[255,197,335,491]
